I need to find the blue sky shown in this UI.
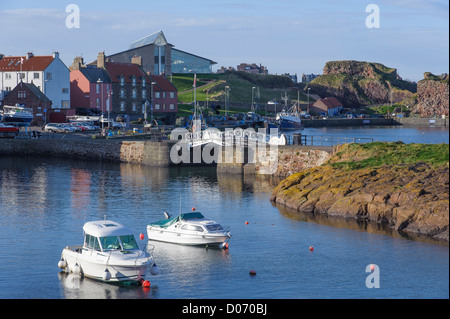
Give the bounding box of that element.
[0,0,448,81]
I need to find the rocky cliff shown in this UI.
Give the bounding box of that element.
[412,72,449,117]
[270,142,449,242]
[308,60,417,108]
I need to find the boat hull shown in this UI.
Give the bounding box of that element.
[60,246,151,283]
[3,115,33,124]
[147,226,230,246]
[279,118,302,130]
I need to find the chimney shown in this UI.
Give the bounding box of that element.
[70,56,84,71]
[97,51,106,69]
[53,51,59,59]
[26,52,34,60]
[131,56,142,66]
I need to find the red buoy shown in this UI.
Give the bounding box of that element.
[142,280,151,288]
[192,207,196,211]
[249,270,256,276]
[309,246,314,251]
[370,264,376,271]
[139,233,145,240]
[245,221,249,225]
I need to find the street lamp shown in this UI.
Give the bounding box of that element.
[225,86,230,116]
[252,87,256,112]
[97,78,104,131]
[307,88,311,114]
[151,82,156,123]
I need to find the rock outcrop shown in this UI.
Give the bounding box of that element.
[307,60,417,108]
[412,72,449,117]
[270,142,449,242]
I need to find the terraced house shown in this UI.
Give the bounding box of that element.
[0,52,71,119]
[70,52,178,122]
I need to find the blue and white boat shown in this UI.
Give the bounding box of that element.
[1,104,33,124]
[276,104,303,130]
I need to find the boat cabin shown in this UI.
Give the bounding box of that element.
[82,220,139,252]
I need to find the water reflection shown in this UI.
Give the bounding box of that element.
[58,272,159,299]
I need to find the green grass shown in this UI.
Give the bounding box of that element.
[331,142,449,170]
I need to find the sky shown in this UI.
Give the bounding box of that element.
[0,0,448,82]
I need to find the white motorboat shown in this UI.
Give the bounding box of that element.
[147,211,231,248]
[1,104,33,124]
[58,220,159,284]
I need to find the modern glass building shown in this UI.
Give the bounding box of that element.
[107,31,216,75]
[171,48,216,74]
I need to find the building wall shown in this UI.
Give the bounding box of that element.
[44,56,70,111]
[108,44,172,75]
[1,83,52,125]
[70,69,90,108]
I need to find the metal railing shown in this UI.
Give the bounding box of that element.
[287,134,374,147]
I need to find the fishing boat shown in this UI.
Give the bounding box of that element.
[276,104,303,130]
[147,210,231,248]
[58,219,159,284]
[0,123,19,133]
[1,104,33,124]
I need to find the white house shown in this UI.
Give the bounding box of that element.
[0,52,71,113]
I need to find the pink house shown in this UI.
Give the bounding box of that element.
[70,57,112,113]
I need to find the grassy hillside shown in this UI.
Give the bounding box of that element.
[172,71,310,107]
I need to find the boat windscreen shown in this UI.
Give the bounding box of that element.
[180,212,204,220]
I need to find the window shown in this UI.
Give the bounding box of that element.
[155,92,160,98]
[163,92,166,98]
[85,234,101,251]
[18,91,26,98]
[120,89,125,98]
[120,76,125,86]
[96,84,100,93]
[120,101,126,112]
[99,236,120,250]
[119,235,139,250]
[34,73,40,79]
[61,100,70,109]
[170,92,175,98]
[132,89,137,99]
[19,73,26,79]
[46,72,52,80]
[132,77,136,86]
[170,104,175,110]
[96,98,100,107]
[155,104,160,110]
[142,78,146,86]
[62,88,69,94]
[5,73,11,79]
[132,102,136,112]
[181,224,204,232]
[142,89,146,99]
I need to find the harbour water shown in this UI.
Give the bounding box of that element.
[0,126,448,299]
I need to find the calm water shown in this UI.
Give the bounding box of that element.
[0,126,448,299]
[287,125,449,145]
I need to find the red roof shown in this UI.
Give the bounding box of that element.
[314,97,342,109]
[151,75,177,91]
[0,55,54,72]
[104,62,150,84]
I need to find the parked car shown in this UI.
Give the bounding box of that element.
[44,123,77,133]
[65,123,82,132]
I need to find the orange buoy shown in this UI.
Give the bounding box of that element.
[192,207,196,211]
[142,280,151,288]
[309,246,314,251]
[245,221,249,225]
[139,233,145,240]
[370,264,376,271]
[249,270,256,276]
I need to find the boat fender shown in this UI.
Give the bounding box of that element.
[73,263,81,275]
[58,258,67,269]
[102,268,111,281]
[150,263,159,276]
